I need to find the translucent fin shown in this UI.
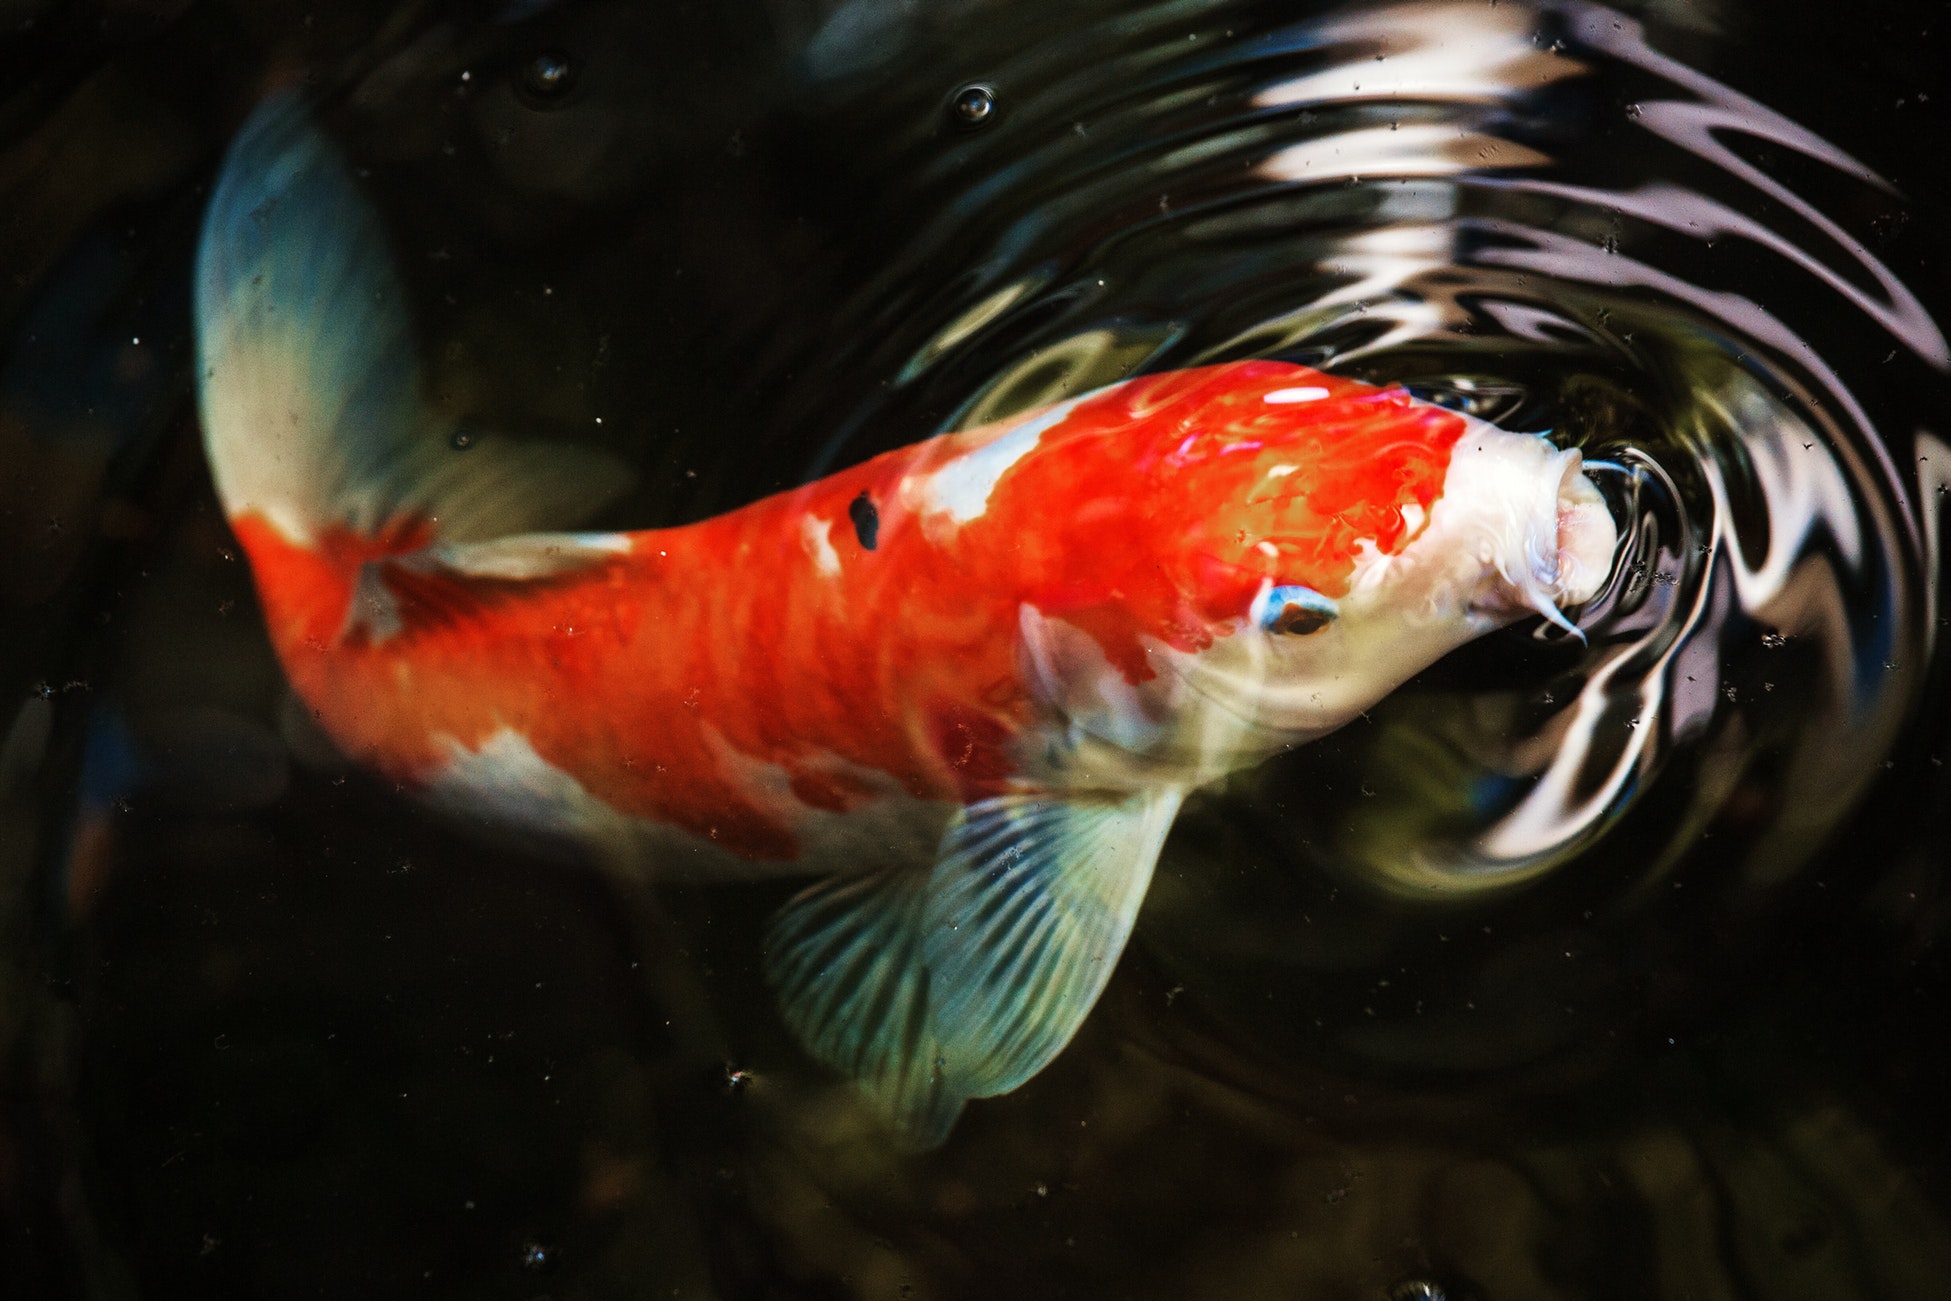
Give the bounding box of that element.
[764,788,1183,1147]
[923,788,1183,1099]
[342,533,635,645]
[425,532,634,580]
[764,870,961,1147]
[195,93,628,548]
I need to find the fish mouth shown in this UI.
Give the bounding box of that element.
[1548,451,1618,608]
[1500,448,1618,635]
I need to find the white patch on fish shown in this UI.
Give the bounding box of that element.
[1344,537,1395,596]
[425,726,827,881]
[428,726,632,843]
[917,396,1084,525]
[801,514,842,576]
[1426,420,1604,624]
[1018,605,1183,773]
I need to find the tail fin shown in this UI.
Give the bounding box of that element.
[195,93,628,552]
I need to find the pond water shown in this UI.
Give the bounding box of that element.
[2,1,1948,1298]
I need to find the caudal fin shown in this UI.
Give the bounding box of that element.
[195,93,628,553]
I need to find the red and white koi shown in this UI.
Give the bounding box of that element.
[196,97,1618,1144]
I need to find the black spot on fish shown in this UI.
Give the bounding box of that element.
[849,492,879,551]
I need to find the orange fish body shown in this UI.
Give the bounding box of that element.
[237,361,1469,865]
[197,97,1618,1143]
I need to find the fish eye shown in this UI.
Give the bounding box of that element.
[1257,584,1338,636]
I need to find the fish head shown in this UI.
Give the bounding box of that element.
[1004,364,1618,777]
[1177,413,1620,749]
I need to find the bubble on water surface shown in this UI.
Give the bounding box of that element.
[519,49,576,104]
[949,83,996,127]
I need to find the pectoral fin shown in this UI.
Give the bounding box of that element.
[764,787,1183,1147]
[764,869,959,1146]
[923,788,1184,1099]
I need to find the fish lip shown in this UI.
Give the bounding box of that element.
[1462,440,1620,635]
[1492,447,1620,638]
[1548,450,1618,608]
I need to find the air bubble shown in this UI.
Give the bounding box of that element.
[950,83,996,127]
[520,50,576,104]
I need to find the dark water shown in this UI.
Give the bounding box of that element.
[4,1,1950,1297]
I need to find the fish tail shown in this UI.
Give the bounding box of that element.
[194,93,627,584]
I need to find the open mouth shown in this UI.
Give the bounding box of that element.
[1551,453,1618,607]
[1494,448,1622,636]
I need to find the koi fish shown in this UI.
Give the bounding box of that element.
[195,97,1619,1145]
